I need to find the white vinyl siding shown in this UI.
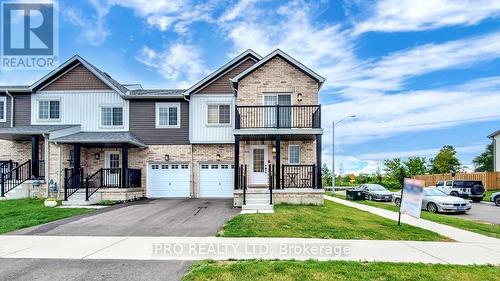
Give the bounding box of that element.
[190,94,234,143]
[0,96,6,122]
[207,104,231,125]
[288,145,300,164]
[155,102,180,128]
[32,91,129,131]
[100,106,123,127]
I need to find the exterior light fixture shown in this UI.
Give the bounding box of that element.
[297,93,303,102]
[164,154,170,161]
[272,146,276,153]
[95,153,100,160]
[216,154,221,161]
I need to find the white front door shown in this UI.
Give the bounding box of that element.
[105,151,121,187]
[249,145,268,185]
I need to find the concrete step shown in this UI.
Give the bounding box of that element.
[2,183,29,199]
[63,191,101,206]
[246,198,270,205]
[245,193,270,200]
[241,204,274,214]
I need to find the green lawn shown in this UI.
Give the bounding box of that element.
[183,260,499,281]
[220,200,449,241]
[0,198,94,234]
[328,192,500,239]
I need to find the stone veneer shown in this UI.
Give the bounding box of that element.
[233,188,324,206]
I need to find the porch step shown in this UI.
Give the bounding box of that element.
[246,198,270,205]
[1,183,30,200]
[241,204,274,214]
[63,191,101,206]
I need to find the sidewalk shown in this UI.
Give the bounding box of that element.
[1,235,499,265]
[325,195,499,244]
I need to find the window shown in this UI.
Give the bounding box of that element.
[152,164,159,170]
[161,164,168,169]
[207,104,231,125]
[171,164,179,169]
[288,145,300,164]
[156,103,180,128]
[201,164,209,169]
[181,164,189,169]
[101,107,123,126]
[38,100,60,120]
[0,96,6,122]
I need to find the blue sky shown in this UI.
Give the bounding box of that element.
[1,0,500,174]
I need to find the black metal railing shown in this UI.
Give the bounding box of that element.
[236,105,321,129]
[0,160,17,181]
[129,168,142,187]
[64,167,84,200]
[102,168,122,188]
[85,168,103,200]
[237,165,248,205]
[0,160,31,197]
[268,164,275,204]
[281,164,316,188]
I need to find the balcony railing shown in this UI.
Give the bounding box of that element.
[236,105,321,129]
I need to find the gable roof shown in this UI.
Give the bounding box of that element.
[183,49,262,96]
[230,49,326,89]
[488,130,500,138]
[29,55,129,94]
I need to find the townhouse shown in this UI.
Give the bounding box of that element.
[0,49,325,208]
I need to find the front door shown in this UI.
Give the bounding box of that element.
[105,151,121,187]
[249,145,268,185]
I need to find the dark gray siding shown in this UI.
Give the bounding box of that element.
[14,94,31,126]
[129,99,189,145]
[0,94,11,128]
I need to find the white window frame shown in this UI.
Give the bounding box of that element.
[155,102,181,128]
[0,96,6,122]
[37,98,61,122]
[288,145,301,165]
[99,105,124,128]
[206,103,231,126]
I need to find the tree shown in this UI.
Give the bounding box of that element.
[429,145,462,174]
[473,143,494,172]
[321,163,332,186]
[383,158,407,188]
[404,156,427,176]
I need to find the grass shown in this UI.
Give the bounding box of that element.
[328,192,500,239]
[182,260,500,281]
[220,200,449,241]
[483,189,499,202]
[0,198,94,234]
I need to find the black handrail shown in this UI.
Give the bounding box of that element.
[64,167,84,200]
[281,164,316,188]
[238,164,248,205]
[85,168,103,201]
[236,105,320,129]
[268,164,275,204]
[0,160,31,197]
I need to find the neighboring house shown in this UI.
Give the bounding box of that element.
[0,49,324,207]
[488,130,500,172]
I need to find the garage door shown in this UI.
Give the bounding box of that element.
[147,163,190,198]
[199,163,234,198]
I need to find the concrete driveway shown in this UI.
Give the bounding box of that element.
[11,198,240,236]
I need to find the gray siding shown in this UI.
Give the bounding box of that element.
[129,99,189,145]
[14,94,31,126]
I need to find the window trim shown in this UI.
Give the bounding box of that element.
[37,98,61,122]
[99,105,124,128]
[288,145,301,165]
[206,103,231,126]
[0,96,6,122]
[155,102,181,129]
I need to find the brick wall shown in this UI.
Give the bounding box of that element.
[0,140,31,163]
[237,56,319,105]
[239,140,316,166]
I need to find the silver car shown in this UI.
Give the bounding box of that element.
[394,188,471,213]
[360,184,393,202]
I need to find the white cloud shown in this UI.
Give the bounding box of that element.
[64,0,111,45]
[352,0,500,34]
[136,44,209,87]
[219,0,258,22]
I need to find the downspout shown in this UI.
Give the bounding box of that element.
[5,90,14,127]
[43,133,50,197]
[183,94,195,198]
[56,142,61,199]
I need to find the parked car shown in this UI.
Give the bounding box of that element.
[393,188,471,214]
[491,192,500,206]
[435,180,485,202]
[359,184,393,201]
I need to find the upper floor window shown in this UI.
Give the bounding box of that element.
[38,100,60,120]
[156,102,180,128]
[288,145,300,164]
[207,104,230,125]
[0,96,6,122]
[101,106,123,127]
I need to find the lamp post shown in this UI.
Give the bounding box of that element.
[332,115,356,192]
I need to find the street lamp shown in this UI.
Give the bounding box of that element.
[332,115,356,192]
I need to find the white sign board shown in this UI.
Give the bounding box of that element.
[400,178,424,219]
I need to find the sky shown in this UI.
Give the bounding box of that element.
[1,0,500,175]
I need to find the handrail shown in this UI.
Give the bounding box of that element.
[268,164,275,204]
[64,167,84,200]
[238,164,248,205]
[0,160,31,197]
[236,104,320,129]
[85,168,103,201]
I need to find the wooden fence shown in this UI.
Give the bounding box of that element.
[413,172,500,190]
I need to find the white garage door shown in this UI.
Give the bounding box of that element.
[147,163,190,198]
[199,163,234,198]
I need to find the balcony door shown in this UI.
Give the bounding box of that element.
[263,94,292,128]
[249,145,268,185]
[105,151,121,187]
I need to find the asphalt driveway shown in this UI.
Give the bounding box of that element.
[11,198,239,236]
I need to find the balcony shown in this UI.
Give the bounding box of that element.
[235,105,321,134]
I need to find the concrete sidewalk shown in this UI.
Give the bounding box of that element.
[325,195,500,244]
[0,235,499,265]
